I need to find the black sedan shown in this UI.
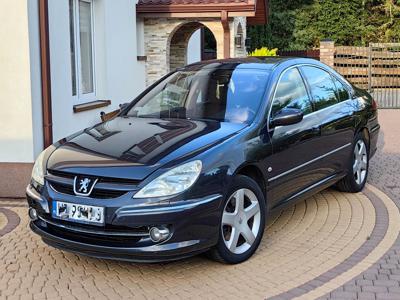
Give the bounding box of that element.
[27,58,380,264]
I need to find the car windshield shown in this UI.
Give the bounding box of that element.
[125,68,270,124]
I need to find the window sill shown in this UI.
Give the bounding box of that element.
[73,100,111,113]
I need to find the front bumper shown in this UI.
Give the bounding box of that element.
[27,184,223,262]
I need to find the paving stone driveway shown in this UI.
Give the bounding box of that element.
[0,109,399,300]
[322,109,400,300]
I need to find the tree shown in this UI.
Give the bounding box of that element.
[247,0,400,51]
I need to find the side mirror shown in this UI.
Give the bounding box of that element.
[270,108,304,128]
[119,102,130,111]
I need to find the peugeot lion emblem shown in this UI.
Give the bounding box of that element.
[79,178,91,193]
[73,176,98,196]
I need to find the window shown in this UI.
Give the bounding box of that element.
[125,68,270,124]
[271,68,312,118]
[301,66,339,111]
[332,76,350,102]
[69,0,95,100]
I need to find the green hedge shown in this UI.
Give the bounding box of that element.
[247,0,400,51]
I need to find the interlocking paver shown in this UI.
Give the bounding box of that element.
[0,109,399,299]
[325,109,400,300]
[0,190,379,299]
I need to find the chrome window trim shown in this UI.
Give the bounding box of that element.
[267,65,310,132]
[268,142,352,182]
[267,63,354,132]
[301,98,354,120]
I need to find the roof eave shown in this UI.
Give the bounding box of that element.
[136,3,256,14]
[247,0,268,25]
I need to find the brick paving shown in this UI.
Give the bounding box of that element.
[0,109,399,300]
[1,190,385,299]
[321,109,400,300]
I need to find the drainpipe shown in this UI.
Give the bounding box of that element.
[38,0,53,148]
[221,10,230,59]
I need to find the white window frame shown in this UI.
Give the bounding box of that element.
[70,0,96,103]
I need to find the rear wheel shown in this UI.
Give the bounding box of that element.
[336,133,369,193]
[209,175,266,264]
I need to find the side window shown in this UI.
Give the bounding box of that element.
[271,68,312,118]
[301,66,339,111]
[332,76,350,102]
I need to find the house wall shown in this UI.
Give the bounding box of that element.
[0,0,40,197]
[143,18,227,85]
[233,17,247,58]
[0,0,35,163]
[48,0,146,142]
[28,0,44,160]
[143,16,247,85]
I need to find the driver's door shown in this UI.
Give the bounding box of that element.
[264,67,323,209]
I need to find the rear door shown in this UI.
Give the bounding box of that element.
[265,67,323,208]
[300,66,355,178]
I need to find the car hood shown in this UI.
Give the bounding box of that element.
[47,117,246,181]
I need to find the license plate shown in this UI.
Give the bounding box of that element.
[52,201,104,225]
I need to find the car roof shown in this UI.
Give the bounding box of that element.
[182,57,322,72]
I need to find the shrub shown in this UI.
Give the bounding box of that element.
[248,47,278,57]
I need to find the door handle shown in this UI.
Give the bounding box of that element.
[311,125,321,133]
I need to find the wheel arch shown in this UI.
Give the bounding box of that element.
[234,164,266,202]
[356,127,371,155]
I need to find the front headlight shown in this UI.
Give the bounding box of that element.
[31,150,46,186]
[133,160,202,198]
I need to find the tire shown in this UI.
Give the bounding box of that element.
[208,175,266,264]
[336,132,369,193]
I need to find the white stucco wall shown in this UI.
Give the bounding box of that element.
[48,0,146,142]
[0,0,35,162]
[28,0,44,159]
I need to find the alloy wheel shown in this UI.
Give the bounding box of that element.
[353,140,368,185]
[221,188,261,255]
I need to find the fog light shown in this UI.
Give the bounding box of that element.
[28,208,38,221]
[149,226,170,242]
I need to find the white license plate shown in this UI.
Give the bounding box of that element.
[52,201,104,225]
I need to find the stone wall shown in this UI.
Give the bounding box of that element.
[143,17,247,85]
[169,23,202,70]
[233,17,247,58]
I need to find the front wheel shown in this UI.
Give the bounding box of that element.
[336,133,369,193]
[208,175,266,264]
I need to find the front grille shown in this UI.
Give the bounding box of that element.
[46,169,140,199]
[40,215,149,236]
[48,170,75,179]
[45,222,143,247]
[48,169,140,186]
[50,182,127,199]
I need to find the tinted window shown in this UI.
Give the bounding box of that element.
[126,68,270,124]
[332,76,350,102]
[301,66,339,111]
[271,68,312,118]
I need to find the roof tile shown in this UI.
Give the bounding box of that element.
[138,0,249,4]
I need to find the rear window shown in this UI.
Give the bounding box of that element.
[125,68,270,124]
[332,76,350,102]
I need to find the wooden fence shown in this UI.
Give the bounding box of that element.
[278,49,320,60]
[334,43,400,108]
